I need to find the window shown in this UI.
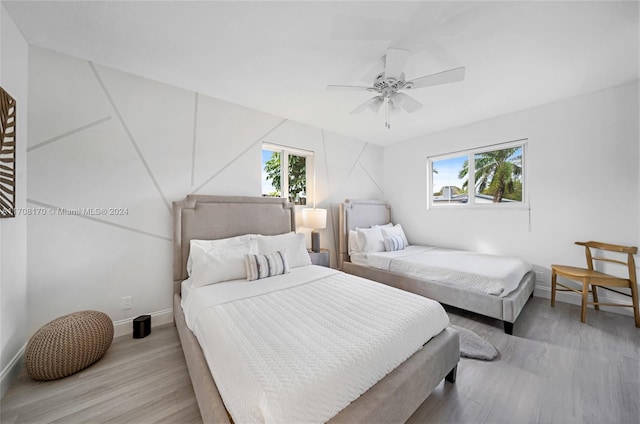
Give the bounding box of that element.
[261,143,314,205]
[427,139,527,209]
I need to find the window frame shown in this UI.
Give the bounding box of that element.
[261,142,315,206]
[426,139,528,210]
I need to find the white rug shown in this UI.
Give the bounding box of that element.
[451,325,499,361]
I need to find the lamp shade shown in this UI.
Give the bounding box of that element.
[302,208,327,229]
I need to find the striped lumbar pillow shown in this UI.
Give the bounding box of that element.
[245,250,290,281]
[383,235,405,252]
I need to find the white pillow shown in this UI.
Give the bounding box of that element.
[253,232,311,268]
[187,235,252,275]
[356,226,385,253]
[348,230,361,255]
[381,224,409,247]
[190,239,258,288]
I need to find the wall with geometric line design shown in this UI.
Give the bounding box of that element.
[1,4,29,396]
[27,46,383,334]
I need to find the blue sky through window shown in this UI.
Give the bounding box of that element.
[432,156,466,192]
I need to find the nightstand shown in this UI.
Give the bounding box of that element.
[308,248,330,268]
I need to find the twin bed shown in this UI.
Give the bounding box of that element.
[338,199,536,335]
[173,195,460,424]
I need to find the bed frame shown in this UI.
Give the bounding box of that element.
[338,199,536,335]
[173,195,459,424]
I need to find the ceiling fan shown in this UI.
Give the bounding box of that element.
[327,48,465,129]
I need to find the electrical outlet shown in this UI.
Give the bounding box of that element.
[121,296,132,311]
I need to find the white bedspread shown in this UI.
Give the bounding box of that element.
[181,265,449,424]
[363,245,532,297]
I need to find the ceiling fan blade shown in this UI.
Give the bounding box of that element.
[369,97,384,113]
[392,92,423,113]
[384,48,410,81]
[360,56,385,83]
[350,97,382,114]
[406,66,465,89]
[326,85,376,92]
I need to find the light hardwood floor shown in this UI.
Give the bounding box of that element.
[2,297,638,424]
[1,324,201,424]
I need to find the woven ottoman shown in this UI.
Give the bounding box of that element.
[25,310,114,381]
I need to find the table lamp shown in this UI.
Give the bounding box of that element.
[302,208,327,252]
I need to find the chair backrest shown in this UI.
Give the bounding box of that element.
[575,241,638,284]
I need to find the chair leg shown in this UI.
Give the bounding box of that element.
[629,281,640,328]
[591,284,599,311]
[580,279,589,323]
[551,269,557,307]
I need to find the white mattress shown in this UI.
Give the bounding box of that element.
[357,245,532,297]
[181,265,449,424]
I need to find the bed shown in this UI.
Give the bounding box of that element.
[339,199,536,335]
[172,195,460,424]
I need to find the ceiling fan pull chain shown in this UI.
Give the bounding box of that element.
[385,98,390,129]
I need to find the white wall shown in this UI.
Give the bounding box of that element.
[384,80,639,309]
[0,4,29,397]
[26,46,383,337]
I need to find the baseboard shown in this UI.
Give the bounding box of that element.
[535,284,634,317]
[112,308,173,338]
[1,343,26,398]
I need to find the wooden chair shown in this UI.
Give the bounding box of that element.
[551,241,639,327]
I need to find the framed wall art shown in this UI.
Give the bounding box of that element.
[0,86,16,218]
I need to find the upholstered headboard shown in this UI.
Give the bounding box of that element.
[338,199,391,269]
[172,195,296,293]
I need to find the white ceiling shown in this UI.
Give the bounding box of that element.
[4,1,639,146]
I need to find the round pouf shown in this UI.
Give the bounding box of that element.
[25,310,114,381]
